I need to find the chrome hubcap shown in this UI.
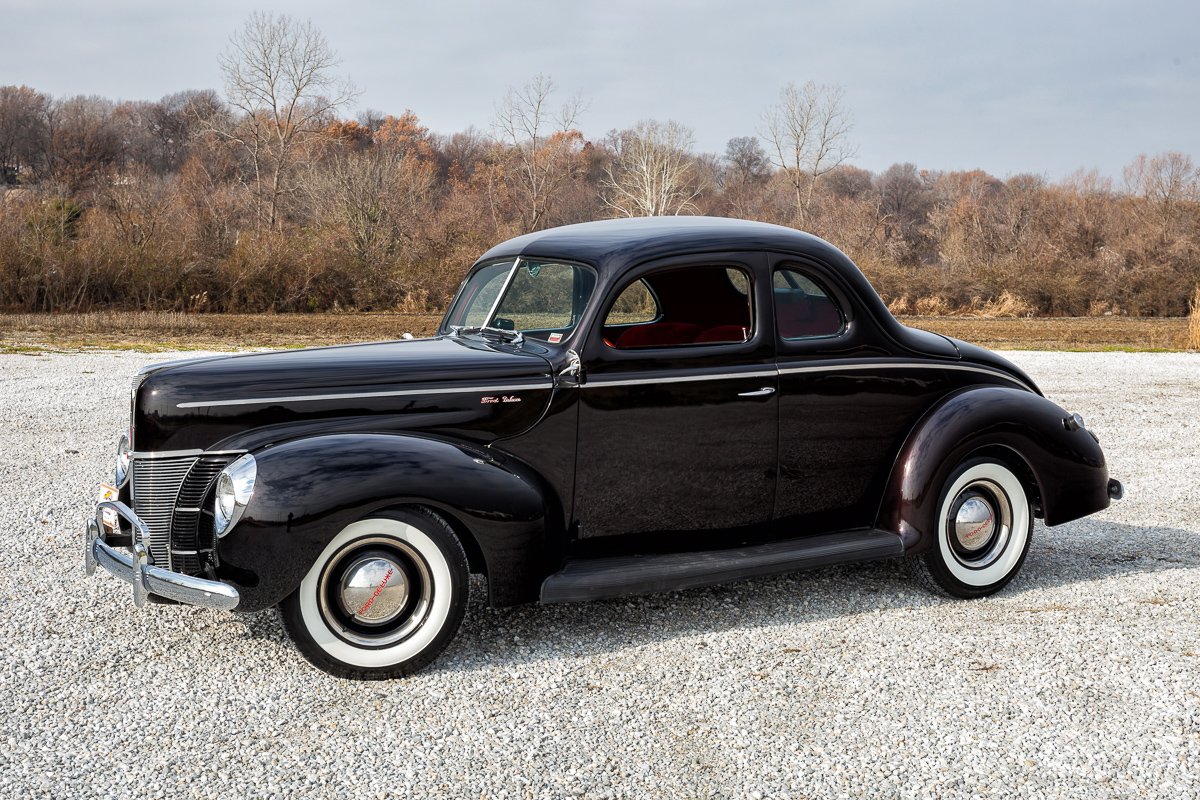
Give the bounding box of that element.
[338,556,410,625]
[946,480,1013,569]
[317,535,434,648]
[954,497,995,552]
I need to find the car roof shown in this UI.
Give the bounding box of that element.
[476,216,850,274]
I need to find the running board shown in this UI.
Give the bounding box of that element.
[540,529,904,604]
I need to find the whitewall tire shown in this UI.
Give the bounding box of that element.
[910,457,1034,598]
[280,507,468,679]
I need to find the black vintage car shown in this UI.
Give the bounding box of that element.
[85,217,1121,678]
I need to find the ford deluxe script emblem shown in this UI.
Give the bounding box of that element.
[481,395,522,404]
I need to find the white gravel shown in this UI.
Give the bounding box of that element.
[0,348,1197,799]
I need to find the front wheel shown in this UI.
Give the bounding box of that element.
[280,507,469,679]
[909,457,1034,599]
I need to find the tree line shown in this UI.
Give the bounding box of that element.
[1,12,1197,317]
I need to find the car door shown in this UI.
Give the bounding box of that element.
[770,256,953,532]
[572,252,778,540]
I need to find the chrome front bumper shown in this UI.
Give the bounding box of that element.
[85,500,240,611]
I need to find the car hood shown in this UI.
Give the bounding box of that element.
[133,336,556,452]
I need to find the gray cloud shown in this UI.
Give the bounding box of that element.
[3,0,1196,179]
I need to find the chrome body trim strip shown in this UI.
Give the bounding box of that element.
[173,363,1027,406]
[584,369,777,388]
[581,361,1033,393]
[130,449,248,459]
[176,382,552,409]
[776,361,1035,393]
[86,502,240,611]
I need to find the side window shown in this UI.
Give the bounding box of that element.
[773,267,845,340]
[606,280,660,325]
[604,265,753,349]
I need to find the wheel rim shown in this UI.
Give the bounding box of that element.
[317,535,434,649]
[945,479,1012,569]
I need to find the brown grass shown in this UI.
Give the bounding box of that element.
[904,316,1189,351]
[1188,285,1200,351]
[0,311,1191,352]
[0,311,443,351]
[907,316,1190,350]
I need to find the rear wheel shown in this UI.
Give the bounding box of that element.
[280,507,468,679]
[909,457,1033,598]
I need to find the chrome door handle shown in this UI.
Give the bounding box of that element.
[738,387,776,397]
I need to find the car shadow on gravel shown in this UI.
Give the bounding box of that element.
[224,519,1199,675]
[440,519,1200,673]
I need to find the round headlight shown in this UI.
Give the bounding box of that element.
[213,454,257,538]
[115,432,131,487]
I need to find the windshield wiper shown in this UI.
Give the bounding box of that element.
[450,325,524,345]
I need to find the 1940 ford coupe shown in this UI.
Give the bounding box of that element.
[85,217,1121,678]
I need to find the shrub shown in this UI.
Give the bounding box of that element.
[914,295,951,316]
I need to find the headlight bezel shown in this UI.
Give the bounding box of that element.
[213,454,257,538]
[114,432,132,487]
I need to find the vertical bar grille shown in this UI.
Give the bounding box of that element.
[170,456,235,575]
[131,456,197,570]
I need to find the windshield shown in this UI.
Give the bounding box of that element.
[443,259,596,343]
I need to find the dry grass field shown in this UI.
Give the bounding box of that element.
[0,311,1192,352]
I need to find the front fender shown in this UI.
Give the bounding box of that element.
[215,433,551,611]
[877,386,1110,553]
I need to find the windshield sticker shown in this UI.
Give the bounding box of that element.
[548,332,563,344]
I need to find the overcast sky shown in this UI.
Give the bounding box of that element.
[4,0,1197,180]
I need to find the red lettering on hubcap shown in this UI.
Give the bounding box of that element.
[357,567,395,616]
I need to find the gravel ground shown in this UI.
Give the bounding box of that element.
[1,349,1197,799]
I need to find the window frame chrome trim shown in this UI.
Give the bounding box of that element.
[483,256,522,330]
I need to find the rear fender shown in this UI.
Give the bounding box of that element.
[877,386,1110,553]
[215,433,552,611]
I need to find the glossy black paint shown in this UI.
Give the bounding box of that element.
[878,386,1110,551]
[134,336,554,452]
[219,433,552,611]
[115,216,1114,611]
[572,251,778,538]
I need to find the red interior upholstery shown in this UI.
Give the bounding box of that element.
[776,292,842,339]
[694,325,748,344]
[615,322,704,348]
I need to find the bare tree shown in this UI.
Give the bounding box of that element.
[304,149,433,272]
[719,136,772,217]
[0,85,51,185]
[601,119,701,217]
[1124,151,1200,231]
[762,81,856,225]
[217,12,356,230]
[491,74,586,232]
[46,95,125,193]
